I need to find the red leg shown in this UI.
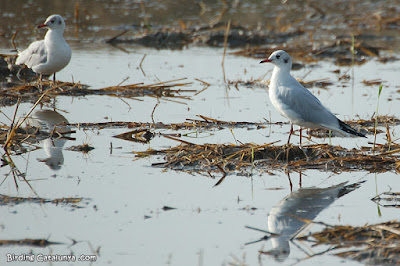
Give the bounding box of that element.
[287,124,293,145]
[299,172,302,187]
[300,127,303,146]
[39,74,43,92]
[287,172,293,192]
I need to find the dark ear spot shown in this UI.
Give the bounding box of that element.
[284,59,288,64]
[58,21,61,24]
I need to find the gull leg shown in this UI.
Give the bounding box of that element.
[287,124,294,145]
[286,172,293,192]
[298,127,310,160]
[39,74,43,92]
[53,73,56,85]
[299,171,302,187]
[285,124,294,163]
[300,127,302,146]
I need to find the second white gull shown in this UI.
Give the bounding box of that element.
[16,14,71,83]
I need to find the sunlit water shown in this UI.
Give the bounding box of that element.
[0,42,400,266]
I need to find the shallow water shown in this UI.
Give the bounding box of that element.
[1,44,399,266]
[1,2,400,266]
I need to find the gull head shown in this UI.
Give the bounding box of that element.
[260,50,292,70]
[38,14,66,31]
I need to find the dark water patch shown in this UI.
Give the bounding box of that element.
[233,38,391,66]
[0,238,62,247]
[105,23,304,49]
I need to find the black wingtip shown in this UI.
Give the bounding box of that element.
[338,180,366,198]
[338,119,366,138]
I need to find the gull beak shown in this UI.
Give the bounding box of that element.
[37,24,47,29]
[260,59,272,64]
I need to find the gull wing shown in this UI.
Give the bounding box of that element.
[277,76,340,130]
[16,40,47,68]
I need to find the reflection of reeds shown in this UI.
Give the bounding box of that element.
[373,85,383,152]
[1,91,72,193]
[297,220,400,265]
[0,238,61,247]
[2,93,48,194]
[222,20,231,105]
[0,194,85,206]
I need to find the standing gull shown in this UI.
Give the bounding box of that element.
[260,50,365,144]
[16,14,71,84]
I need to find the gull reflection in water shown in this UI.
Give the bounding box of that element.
[23,109,70,170]
[249,180,363,262]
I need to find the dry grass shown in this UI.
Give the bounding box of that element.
[2,114,391,177]
[299,221,400,264]
[134,140,400,176]
[0,123,73,155]
[2,113,398,177]
[0,194,86,207]
[64,115,264,131]
[0,78,195,106]
[119,115,400,176]
[371,191,400,208]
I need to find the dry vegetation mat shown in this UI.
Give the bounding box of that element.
[123,115,400,176]
[2,112,399,178]
[0,76,195,108]
[135,140,400,177]
[297,221,400,265]
[0,194,87,208]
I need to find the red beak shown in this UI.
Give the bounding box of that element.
[37,24,47,29]
[260,59,272,63]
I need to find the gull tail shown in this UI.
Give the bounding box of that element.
[338,119,366,138]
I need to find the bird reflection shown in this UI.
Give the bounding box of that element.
[249,181,363,262]
[23,109,70,170]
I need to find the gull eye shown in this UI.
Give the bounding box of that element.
[51,20,55,23]
[276,54,281,59]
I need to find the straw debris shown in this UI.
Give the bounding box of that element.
[371,191,400,208]
[0,194,87,207]
[135,140,399,175]
[0,77,195,106]
[0,124,73,155]
[0,81,89,106]
[299,221,400,265]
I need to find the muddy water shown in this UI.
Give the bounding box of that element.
[1,1,400,266]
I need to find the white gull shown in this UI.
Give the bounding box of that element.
[260,50,365,144]
[16,14,71,83]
